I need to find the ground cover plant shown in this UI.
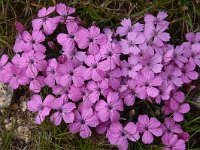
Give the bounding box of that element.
[0,0,200,150]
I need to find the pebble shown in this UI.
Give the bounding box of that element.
[0,83,13,109]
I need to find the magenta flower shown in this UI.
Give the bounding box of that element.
[116,18,143,37]
[181,62,198,83]
[27,94,54,124]
[161,118,183,144]
[140,49,163,73]
[30,76,45,93]
[120,79,137,106]
[172,45,188,67]
[57,21,79,52]
[57,60,85,87]
[169,91,185,109]
[107,122,140,150]
[84,54,104,81]
[136,115,163,144]
[189,43,200,67]
[171,102,190,122]
[45,59,60,87]
[95,92,123,122]
[68,85,90,102]
[20,51,47,78]
[21,30,46,53]
[0,54,8,82]
[102,68,122,90]
[3,63,30,89]
[99,42,121,71]
[121,56,142,79]
[155,83,172,104]
[162,134,186,150]
[50,95,76,126]
[121,31,145,55]
[135,68,162,99]
[32,6,60,35]
[186,32,200,44]
[68,108,99,138]
[56,3,75,23]
[75,26,107,55]
[161,65,183,89]
[87,80,108,103]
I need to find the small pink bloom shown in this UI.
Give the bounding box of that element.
[95,92,123,122]
[161,118,183,144]
[75,26,107,55]
[135,68,162,99]
[136,115,162,144]
[162,134,186,150]
[32,6,60,35]
[27,94,54,124]
[21,30,46,53]
[50,95,76,126]
[108,122,140,150]
[68,108,99,138]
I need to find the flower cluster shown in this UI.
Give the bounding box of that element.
[0,3,199,150]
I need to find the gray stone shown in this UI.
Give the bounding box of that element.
[0,83,13,109]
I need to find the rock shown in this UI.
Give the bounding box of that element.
[15,126,31,143]
[0,83,13,109]
[20,101,27,112]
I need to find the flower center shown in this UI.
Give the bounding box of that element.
[80,119,85,124]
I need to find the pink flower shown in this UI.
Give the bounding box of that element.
[27,94,54,124]
[169,91,185,109]
[162,134,186,150]
[68,108,99,138]
[121,56,142,79]
[186,32,200,44]
[87,80,108,103]
[135,68,162,99]
[116,18,133,36]
[120,79,137,106]
[57,21,79,52]
[32,6,60,35]
[3,63,30,89]
[172,45,188,67]
[57,60,85,87]
[21,30,46,53]
[161,118,183,144]
[181,62,198,83]
[30,76,45,93]
[45,59,60,87]
[56,3,75,23]
[95,92,123,122]
[136,115,163,144]
[20,51,47,78]
[155,83,172,104]
[83,54,103,81]
[15,21,25,33]
[50,95,76,126]
[107,122,140,150]
[189,43,200,67]
[75,26,107,55]
[0,54,9,82]
[68,85,89,102]
[171,102,190,122]
[99,42,121,71]
[140,48,163,73]
[120,31,145,55]
[161,65,183,89]
[101,68,122,90]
